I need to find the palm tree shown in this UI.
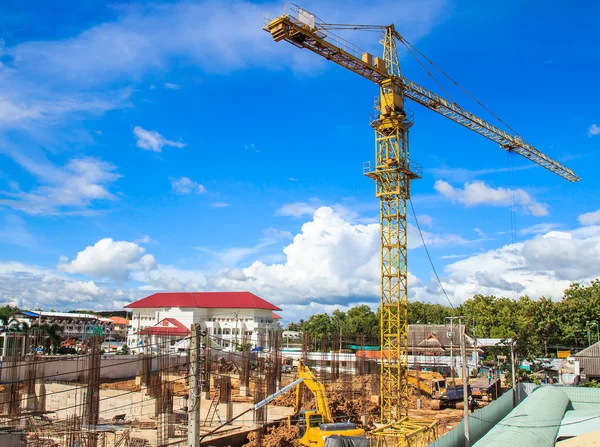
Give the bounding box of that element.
[39,324,64,354]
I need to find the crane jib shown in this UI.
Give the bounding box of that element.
[265,13,580,183]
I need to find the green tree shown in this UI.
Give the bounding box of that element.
[408,302,452,325]
[301,313,333,339]
[286,321,303,332]
[0,305,19,323]
[557,280,600,348]
[345,305,379,339]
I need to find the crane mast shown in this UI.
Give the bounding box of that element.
[265,4,579,445]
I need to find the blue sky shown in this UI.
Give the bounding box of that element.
[0,0,598,322]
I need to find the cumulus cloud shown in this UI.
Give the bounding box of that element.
[3,206,600,312]
[0,261,137,310]
[133,126,186,152]
[208,207,380,304]
[134,207,467,304]
[434,180,549,216]
[58,238,157,282]
[578,209,600,226]
[163,83,181,90]
[589,124,600,137]
[0,155,120,215]
[413,225,600,305]
[170,177,207,195]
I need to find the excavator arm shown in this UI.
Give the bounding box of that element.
[296,359,333,423]
[264,4,579,183]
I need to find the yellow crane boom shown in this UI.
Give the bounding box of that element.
[266,5,579,182]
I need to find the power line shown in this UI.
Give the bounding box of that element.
[409,198,454,309]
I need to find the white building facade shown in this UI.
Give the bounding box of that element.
[125,292,282,351]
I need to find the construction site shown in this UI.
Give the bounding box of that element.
[1,324,491,447]
[0,2,597,447]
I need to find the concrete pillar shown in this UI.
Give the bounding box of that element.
[36,382,46,413]
[219,376,233,423]
[239,385,248,397]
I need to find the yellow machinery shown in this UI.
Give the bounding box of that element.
[265,4,579,445]
[406,371,446,399]
[294,359,366,447]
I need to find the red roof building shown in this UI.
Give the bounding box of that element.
[139,318,190,337]
[125,291,282,353]
[125,292,281,311]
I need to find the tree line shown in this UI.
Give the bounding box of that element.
[290,280,600,358]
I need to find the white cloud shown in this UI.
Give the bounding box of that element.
[275,199,376,223]
[134,266,207,292]
[7,1,447,85]
[407,224,468,249]
[0,261,137,310]
[276,200,322,218]
[588,124,600,137]
[208,207,380,304]
[163,83,181,90]
[434,180,549,216]
[417,214,433,227]
[58,238,157,282]
[135,235,156,244]
[211,202,231,208]
[133,126,186,152]
[170,177,207,195]
[4,205,599,313]
[201,207,463,305]
[519,223,561,235]
[0,155,120,215]
[578,209,600,226]
[412,225,600,305]
[197,227,292,266]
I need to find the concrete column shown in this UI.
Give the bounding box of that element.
[219,376,233,423]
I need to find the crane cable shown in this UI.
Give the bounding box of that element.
[398,40,457,105]
[508,152,519,300]
[409,198,454,309]
[399,36,523,140]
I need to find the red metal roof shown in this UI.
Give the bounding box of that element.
[272,312,282,319]
[125,292,281,311]
[139,318,189,336]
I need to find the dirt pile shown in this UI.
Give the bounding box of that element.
[245,425,300,447]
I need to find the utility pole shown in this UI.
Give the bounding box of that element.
[445,316,465,383]
[188,324,207,447]
[587,321,592,347]
[460,321,470,447]
[510,339,517,407]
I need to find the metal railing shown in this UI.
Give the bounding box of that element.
[363,159,422,178]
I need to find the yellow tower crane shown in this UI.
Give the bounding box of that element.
[265,4,580,445]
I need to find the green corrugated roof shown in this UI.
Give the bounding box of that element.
[473,387,570,447]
